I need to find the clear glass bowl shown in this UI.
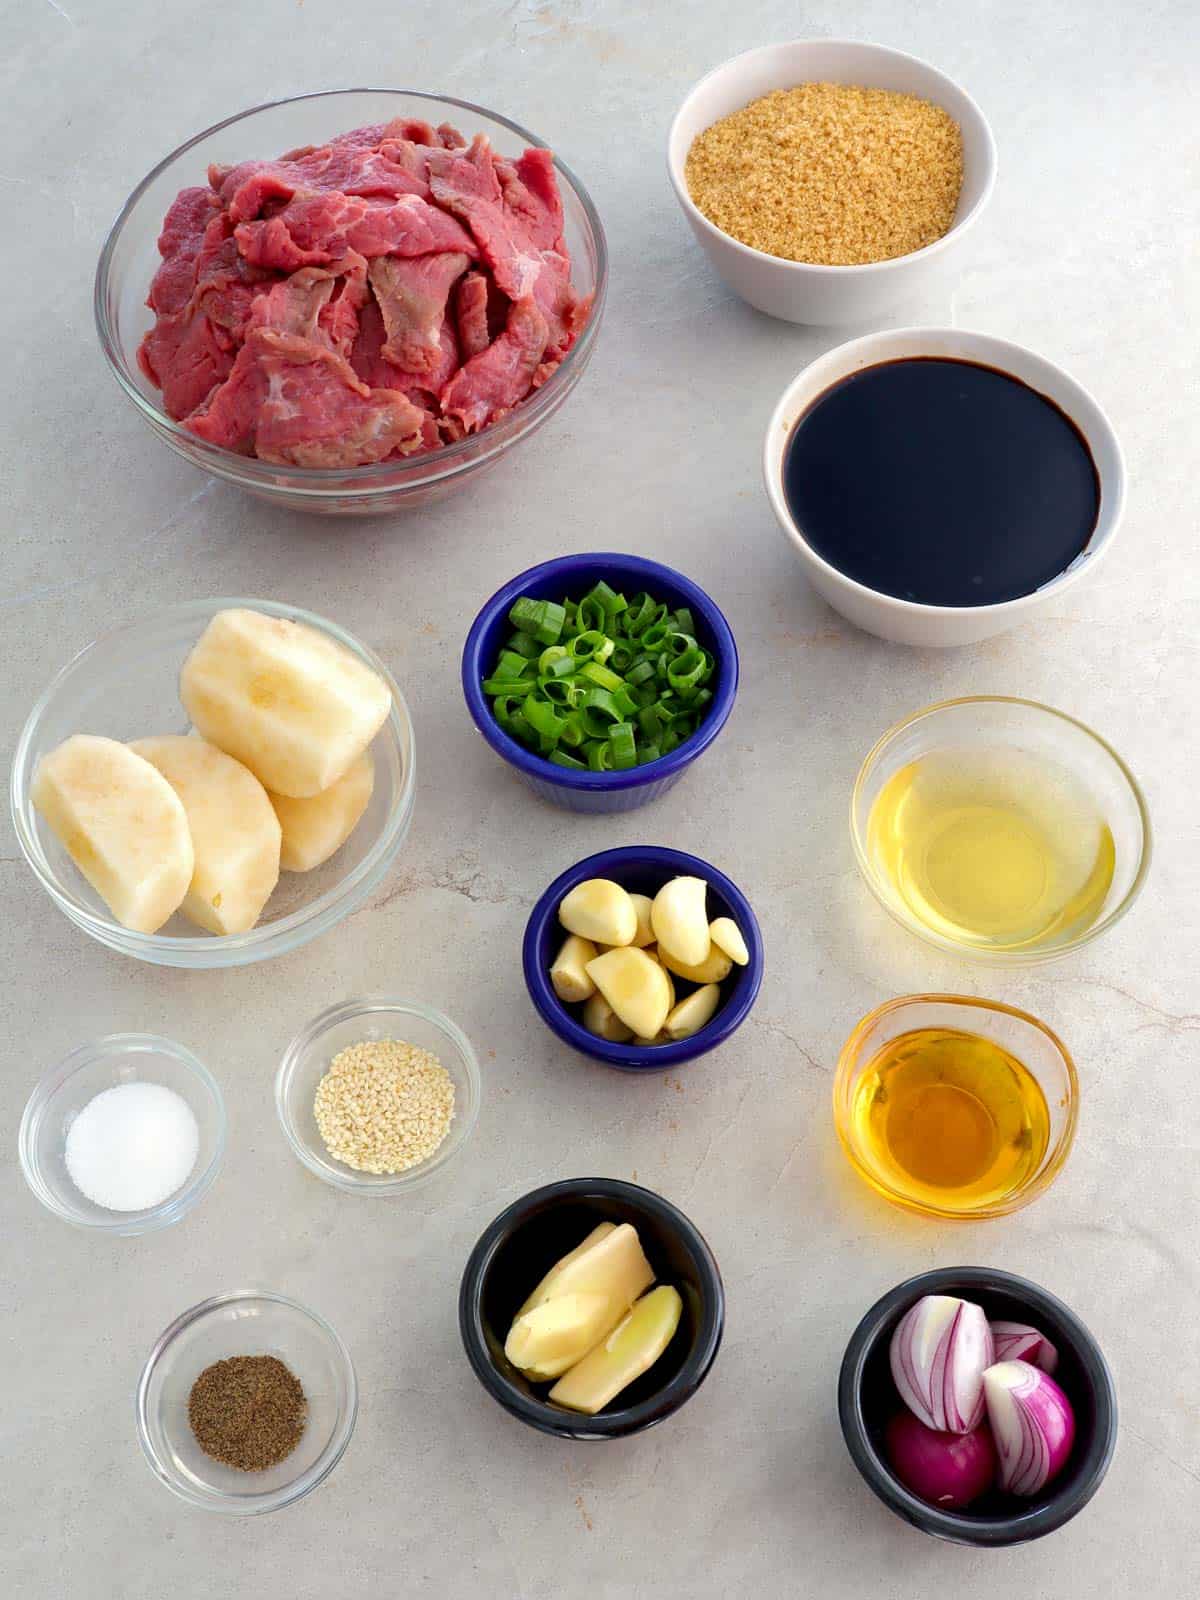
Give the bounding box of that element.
[18,1033,226,1235]
[94,89,608,515]
[850,696,1151,964]
[275,997,482,1194]
[10,597,415,968]
[833,994,1079,1220]
[136,1289,357,1514]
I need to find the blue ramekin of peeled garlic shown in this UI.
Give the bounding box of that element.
[523,846,764,1071]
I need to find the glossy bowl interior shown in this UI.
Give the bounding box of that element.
[137,1289,357,1514]
[850,697,1151,961]
[10,597,415,967]
[833,994,1078,1220]
[19,1033,226,1235]
[459,1178,724,1439]
[275,997,482,1194]
[523,846,763,1070]
[668,40,996,325]
[95,89,607,514]
[839,1267,1117,1545]
[462,553,739,815]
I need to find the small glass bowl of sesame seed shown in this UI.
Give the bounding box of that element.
[275,998,482,1195]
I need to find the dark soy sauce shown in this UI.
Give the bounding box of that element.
[782,358,1101,607]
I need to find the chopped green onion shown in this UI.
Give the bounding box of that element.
[484,578,718,769]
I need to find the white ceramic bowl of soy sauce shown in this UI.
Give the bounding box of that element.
[764,327,1125,647]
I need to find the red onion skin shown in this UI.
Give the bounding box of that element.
[983,1360,1076,1497]
[885,1411,997,1509]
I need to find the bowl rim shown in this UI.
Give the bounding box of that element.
[848,695,1153,964]
[458,1176,725,1439]
[461,553,740,792]
[522,844,764,1069]
[667,38,998,278]
[10,596,416,966]
[764,328,1126,623]
[18,1032,227,1235]
[838,1265,1118,1545]
[93,86,609,494]
[135,1287,358,1514]
[274,995,483,1194]
[832,993,1080,1220]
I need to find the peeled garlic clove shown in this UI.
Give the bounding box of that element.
[658,944,732,985]
[586,947,672,1040]
[582,992,634,1043]
[651,876,711,967]
[664,983,721,1040]
[632,1033,670,1047]
[709,916,749,967]
[550,934,599,1004]
[628,893,656,948]
[559,879,638,947]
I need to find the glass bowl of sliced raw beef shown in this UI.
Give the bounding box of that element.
[95,90,607,514]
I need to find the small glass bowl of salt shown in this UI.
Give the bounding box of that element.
[19,1033,226,1235]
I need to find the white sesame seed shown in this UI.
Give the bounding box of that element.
[313,1038,456,1175]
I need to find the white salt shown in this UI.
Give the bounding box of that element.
[64,1081,200,1212]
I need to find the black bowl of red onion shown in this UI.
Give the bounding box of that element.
[838,1266,1117,1546]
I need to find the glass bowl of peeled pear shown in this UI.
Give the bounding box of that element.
[11,599,415,967]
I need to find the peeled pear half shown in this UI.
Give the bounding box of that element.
[180,608,391,798]
[130,735,281,934]
[32,734,194,933]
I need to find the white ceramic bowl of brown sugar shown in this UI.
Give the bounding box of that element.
[667,39,997,325]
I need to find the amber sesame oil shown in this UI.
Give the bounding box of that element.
[849,1027,1051,1213]
[865,746,1115,952]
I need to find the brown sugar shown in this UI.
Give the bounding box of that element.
[685,83,964,266]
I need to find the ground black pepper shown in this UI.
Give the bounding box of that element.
[187,1354,306,1472]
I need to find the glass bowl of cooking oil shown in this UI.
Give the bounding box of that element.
[850,697,1151,965]
[833,994,1079,1220]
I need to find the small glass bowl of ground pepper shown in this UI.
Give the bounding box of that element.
[136,1289,357,1515]
[275,997,482,1195]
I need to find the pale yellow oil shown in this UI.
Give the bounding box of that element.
[849,1027,1051,1212]
[866,747,1115,952]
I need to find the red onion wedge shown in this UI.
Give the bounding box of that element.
[890,1294,994,1434]
[885,1410,997,1509]
[990,1320,1059,1374]
[983,1359,1076,1497]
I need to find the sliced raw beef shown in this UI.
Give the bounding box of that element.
[235,192,476,271]
[368,251,469,374]
[497,148,564,251]
[254,356,426,467]
[454,271,491,359]
[148,186,221,314]
[139,308,235,420]
[429,136,587,355]
[349,299,458,404]
[428,136,543,299]
[440,296,549,435]
[140,115,590,463]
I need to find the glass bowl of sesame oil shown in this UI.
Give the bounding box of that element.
[833,995,1079,1220]
[851,697,1151,964]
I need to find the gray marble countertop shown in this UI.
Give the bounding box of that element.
[3,2,1197,1595]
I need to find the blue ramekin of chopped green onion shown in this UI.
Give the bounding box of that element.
[462,554,739,814]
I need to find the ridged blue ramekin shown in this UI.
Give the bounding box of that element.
[523,846,764,1071]
[461,554,739,814]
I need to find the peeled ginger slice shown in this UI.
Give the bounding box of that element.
[32,735,194,934]
[505,1292,614,1380]
[549,1286,683,1414]
[131,735,280,935]
[270,751,374,872]
[180,608,391,798]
